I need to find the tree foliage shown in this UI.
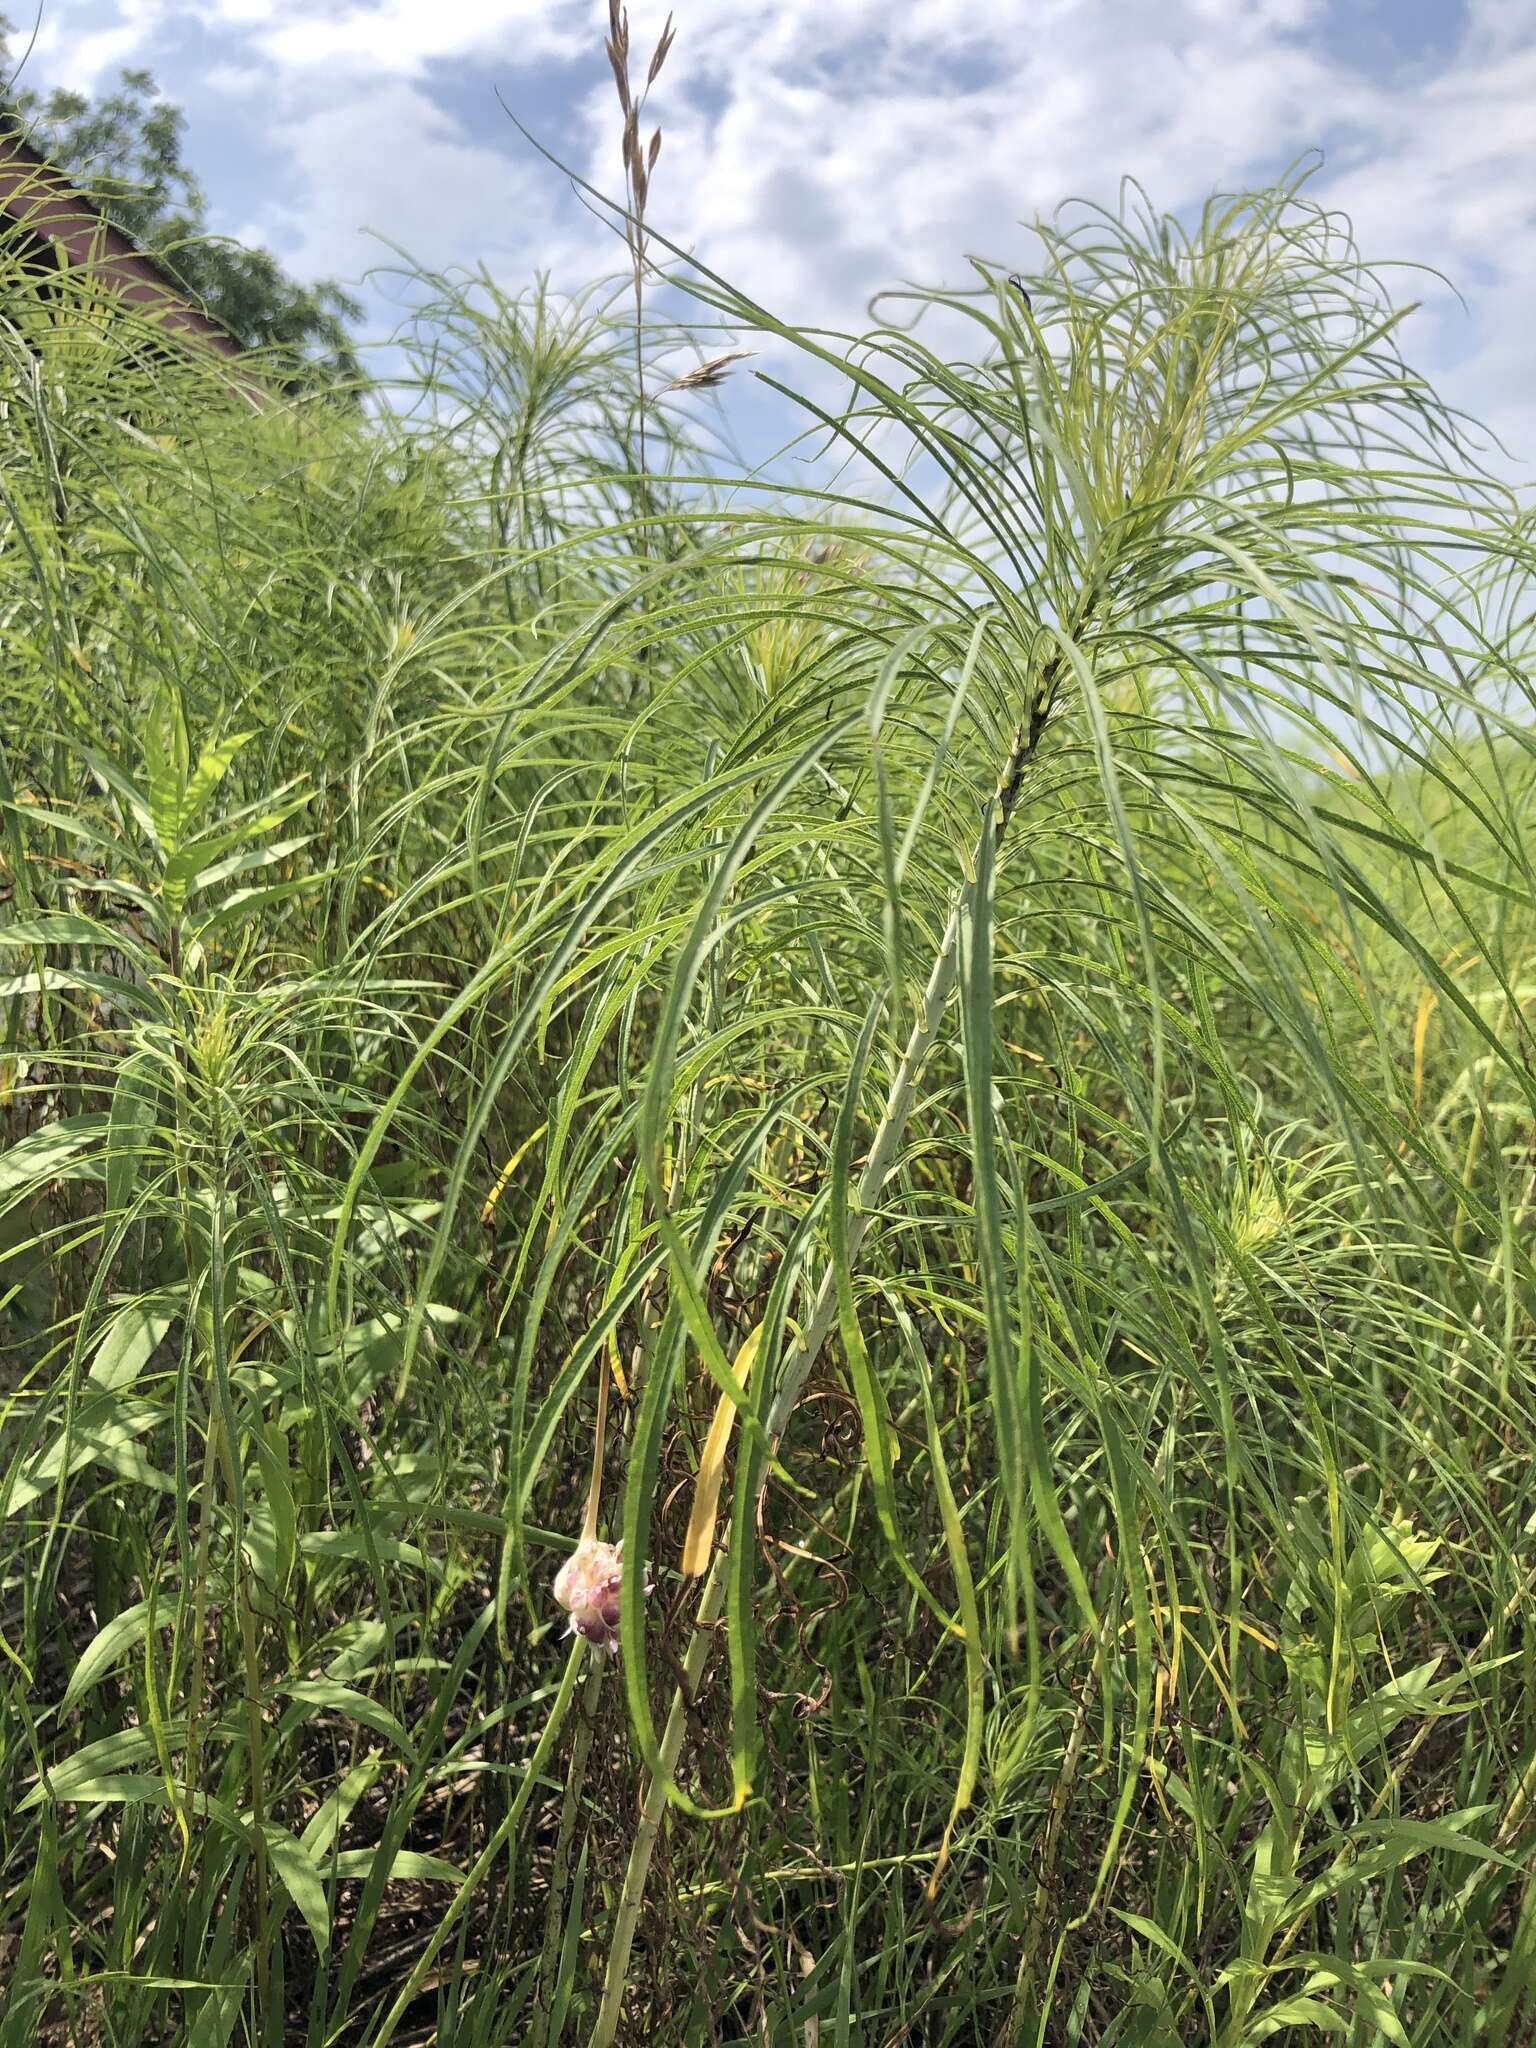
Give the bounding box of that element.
[2,26,361,387]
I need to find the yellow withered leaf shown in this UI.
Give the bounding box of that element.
[681,1324,763,1577]
[479,1121,548,1225]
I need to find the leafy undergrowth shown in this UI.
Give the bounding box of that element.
[2,172,1536,2046]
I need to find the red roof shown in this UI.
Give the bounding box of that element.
[0,121,251,365]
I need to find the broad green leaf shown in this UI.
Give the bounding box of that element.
[264,1825,331,1952]
[4,1395,168,1516]
[89,1294,178,1391]
[0,966,153,1011]
[279,1682,413,1759]
[0,912,149,963]
[1243,1995,1349,2040]
[300,1530,438,1572]
[1346,1809,1516,1868]
[245,1420,297,1599]
[192,871,334,941]
[0,1116,109,1205]
[178,732,252,841]
[60,1598,152,1712]
[22,1770,168,1812]
[188,832,314,897]
[299,1756,384,1859]
[21,1720,203,1807]
[327,1848,461,1884]
[185,1965,251,2048]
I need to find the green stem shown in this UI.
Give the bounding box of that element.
[594,667,1067,2041]
[367,1639,586,2048]
[531,1659,605,2048]
[235,1573,271,2015]
[181,1403,222,1834]
[591,1554,729,2047]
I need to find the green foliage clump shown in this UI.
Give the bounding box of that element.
[1,169,1535,2047]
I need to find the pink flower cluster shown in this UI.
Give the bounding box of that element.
[553,1537,649,1655]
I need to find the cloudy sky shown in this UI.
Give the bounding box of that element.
[9,0,1536,472]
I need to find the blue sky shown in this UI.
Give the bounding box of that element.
[9,0,1536,473]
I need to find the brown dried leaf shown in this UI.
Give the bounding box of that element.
[647,127,662,171]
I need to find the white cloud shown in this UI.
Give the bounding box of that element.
[246,78,548,283]
[11,0,1535,464]
[1318,21,1536,466]
[248,0,586,74]
[26,0,168,92]
[611,6,1355,329]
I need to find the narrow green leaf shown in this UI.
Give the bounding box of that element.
[105,1055,159,1219]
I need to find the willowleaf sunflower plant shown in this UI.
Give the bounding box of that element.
[1,159,1534,2048]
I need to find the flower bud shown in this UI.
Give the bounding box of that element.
[552,1537,650,1656]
